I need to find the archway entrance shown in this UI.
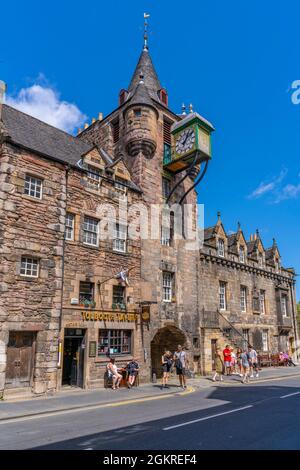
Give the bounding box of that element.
[151,325,186,379]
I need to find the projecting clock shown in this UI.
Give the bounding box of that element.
[163,112,215,173]
[175,128,196,155]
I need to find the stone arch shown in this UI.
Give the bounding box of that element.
[151,325,187,379]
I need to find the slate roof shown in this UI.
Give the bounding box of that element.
[204,226,216,240]
[127,49,162,102]
[2,104,92,166]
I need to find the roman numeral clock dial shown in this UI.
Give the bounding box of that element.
[175,128,196,155]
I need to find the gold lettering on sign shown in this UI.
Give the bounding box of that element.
[81,311,137,322]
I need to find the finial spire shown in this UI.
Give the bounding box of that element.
[217,211,221,221]
[181,103,186,115]
[189,103,194,113]
[237,221,241,231]
[143,13,150,51]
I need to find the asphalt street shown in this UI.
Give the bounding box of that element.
[1,376,300,450]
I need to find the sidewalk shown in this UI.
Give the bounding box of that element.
[1,367,299,421]
[0,380,196,421]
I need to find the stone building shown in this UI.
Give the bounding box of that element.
[199,214,299,374]
[0,38,298,398]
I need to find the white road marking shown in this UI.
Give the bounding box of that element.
[280,391,300,399]
[163,405,253,430]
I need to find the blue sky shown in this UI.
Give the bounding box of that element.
[1,0,300,296]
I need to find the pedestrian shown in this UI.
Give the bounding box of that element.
[236,348,243,376]
[107,358,123,390]
[161,350,173,389]
[282,351,296,366]
[230,348,238,375]
[240,349,250,384]
[212,348,224,382]
[248,346,259,378]
[223,344,232,376]
[126,358,139,388]
[174,344,189,389]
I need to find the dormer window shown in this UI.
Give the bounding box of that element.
[159,89,168,107]
[217,239,225,257]
[239,246,245,263]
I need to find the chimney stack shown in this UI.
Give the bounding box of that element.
[0,80,6,121]
[98,112,103,121]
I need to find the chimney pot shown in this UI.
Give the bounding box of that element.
[98,112,103,121]
[84,123,89,129]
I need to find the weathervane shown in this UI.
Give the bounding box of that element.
[143,13,150,50]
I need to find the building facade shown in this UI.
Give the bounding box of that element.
[0,41,298,398]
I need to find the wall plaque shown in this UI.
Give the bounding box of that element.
[89,341,97,358]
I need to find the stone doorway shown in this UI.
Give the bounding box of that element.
[151,325,186,379]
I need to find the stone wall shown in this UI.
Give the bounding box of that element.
[0,142,66,395]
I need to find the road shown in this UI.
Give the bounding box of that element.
[1,376,300,450]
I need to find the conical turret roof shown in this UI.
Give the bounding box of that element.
[127,49,162,102]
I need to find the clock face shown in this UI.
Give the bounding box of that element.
[175,128,196,155]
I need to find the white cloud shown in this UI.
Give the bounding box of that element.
[247,169,287,200]
[6,80,87,134]
[274,183,300,203]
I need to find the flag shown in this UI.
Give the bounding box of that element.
[144,13,150,19]
[115,269,129,286]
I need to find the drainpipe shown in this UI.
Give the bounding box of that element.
[56,164,70,384]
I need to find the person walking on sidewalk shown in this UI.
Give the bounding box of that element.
[212,348,224,382]
[223,345,232,376]
[249,346,259,378]
[161,350,173,389]
[174,345,189,389]
[240,349,250,384]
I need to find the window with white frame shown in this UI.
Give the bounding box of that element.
[87,165,102,182]
[161,225,171,246]
[217,239,225,257]
[24,175,42,199]
[242,329,250,349]
[83,216,99,246]
[239,246,245,263]
[162,272,173,302]
[219,281,226,311]
[259,290,265,314]
[281,294,288,317]
[20,257,39,277]
[65,213,75,241]
[240,286,247,312]
[262,330,269,352]
[114,177,127,192]
[113,224,127,252]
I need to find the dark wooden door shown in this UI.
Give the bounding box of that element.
[5,332,34,388]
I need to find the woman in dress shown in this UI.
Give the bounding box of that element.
[161,350,173,389]
[212,348,224,382]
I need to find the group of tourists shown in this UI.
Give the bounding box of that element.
[106,357,139,390]
[213,345,296,384]
[161,344,188,390]
[213,345,260,384]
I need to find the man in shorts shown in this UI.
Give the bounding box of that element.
[248,346,259,378]
[174,345,188,389]
[223,344,232,376]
